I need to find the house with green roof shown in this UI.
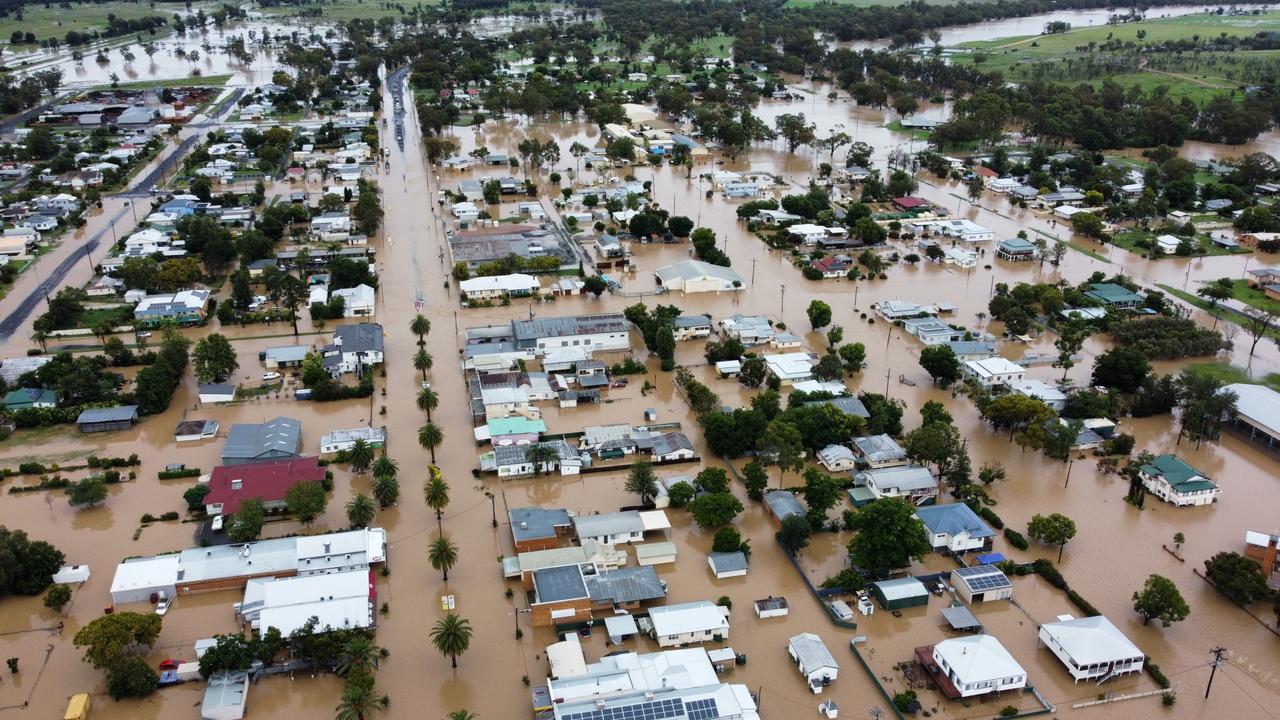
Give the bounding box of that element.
[1139,454,1220,507]
[1084,283,1144,310]
[3,387,57,410]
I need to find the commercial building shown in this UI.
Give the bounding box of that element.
[133,289,211,326]
[204,457,324,517]
[222,416,302,466]
[1222,383,1280,454]
[647,600,731,647]
[915,504,996,553]
[1139,454,1220,506]
[654,259,746,293]
[511,313,630,355]
[76,405,138,433]
[1038,615,1144,683]
[921,635,1027,699]
[319,427,386,454]
[236,568,374,636]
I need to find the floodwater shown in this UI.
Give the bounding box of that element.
[0,15,1278,720]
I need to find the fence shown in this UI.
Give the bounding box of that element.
[776,538,859,630]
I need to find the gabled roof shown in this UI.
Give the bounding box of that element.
[584,565,666,604]
[708,551,748,574]
[764,490,805,520]
[334,322,384,354]
[575,510,645,538]
[222,416,302,461]
[788,632,837,671]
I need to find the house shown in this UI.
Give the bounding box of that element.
[512,313,630,355]
[649,432,696,461]
[787,633,838,693]
[672,315,712,340]
[875,299,930,320]
[723,181,759,198]
[3,387,57,410]
[1155,234,1183,254]
[945,341,998,362]
[1008,378,1067,412]
[322,323,384,376]
[221,416,302,466]
[915,504,996,553]
[708,551,748,579]
[635,542,677,566]
[871,577,929,610]
[459,273,539,301]
[817,444,858,473]
[1084,283,1143,310]
[952,564,1013,603]
[203,457,325,517]
[319,427,386,454]
[0,229,37,256]
[133,289,211,326]
[237,569,373,637]
[810,254,851,278]
[583,565,667,611]
[574,510,647,545]
[175,419,219,442]
[915,218,993,243]
[647,601,730,647]
[720,314,775,345]
[1139,454,1220,506]
[962,357,1026,388]
[263,345,310,369]
[509,507,573,552]
[487,440,580,477]
[857,465,938,506]
[763,353,814,385]
[763,490,805,525]
[901,317,964,346]
[331,284,375,317]
[892,196,931,212]
[202,671,249,720]
[756,209,804,225]
[654,259,745,293]
[76,405,138,433]
[996,237,1038,261]
[1222,383,1280,454]
[198,383,237,404]
[806,395,871,420]
[852,434,908,468]
[922,635,1027,699]
[771,332,803,350]
[1039,615,1144,683]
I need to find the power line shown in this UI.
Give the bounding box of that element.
[1207,646,1227,699]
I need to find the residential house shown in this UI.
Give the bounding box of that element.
[856,465,938,506]
[892,196,931,212]
[459,274,539,301]
[647,601,730,647]
[763,353,814,385]
[945,341,998,362]
[962,357,1026,388]
[1084,283,1143,310]
[672,315,712,340]
[198,383,237,404]
[318,427,386,454]
[133,289,211,326]
[203,457,325,517]
[708,551,748,579]
[922,635,1026,699]
[236,569,374,637]
[952,565,1013,603]
[3,387,57,410]
[509,507,573,553]
[902,317,964,346]
[574,511,646,545]
[875,299,931,320]
[810,254,851,278]
[788,633,838,693]
[720,314,775,345]
[763,490,805,526]
[1039,615,1144,683]
[321,323,384,376]
[996,237,1038,261]
[852,434,908,468]
[1008,378,1067,412]
[263,345,310,369]
[487,440,581,477]
[330,284,375,317]
[817,444,858,473]
[1139,454,1220,506]
[915,504,995,553]
[76,405,138,433]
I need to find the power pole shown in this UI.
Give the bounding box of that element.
[1205,646,1226,699]
[751,258,756,285]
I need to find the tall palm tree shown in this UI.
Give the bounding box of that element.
[424,475,450,533]
[413,349,433,382]
[336,636,381,677]
[416,386,439,421]
[429,535,459,581]
[371,454,398,480]
[347,438,375,473]
[409,314,431,345]
[335,677,379,720]
[372,474,399,508]
[524,444,560,477]
[430,613,473,669]
[346,493,376,528]
[31,329,48,352]
[418,422,444,463]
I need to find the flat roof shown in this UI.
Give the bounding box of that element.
[635,542,677,560]
[648,601,728,636]
[533,564,589,603]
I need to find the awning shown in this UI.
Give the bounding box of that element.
[639,510,671,532]
[941,605,982,631]
[975,552,1006,565]
[604,613,639,639]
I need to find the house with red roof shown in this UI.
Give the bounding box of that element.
[892,196,931,212]
[810,254,851,279]
[204,457,325,517]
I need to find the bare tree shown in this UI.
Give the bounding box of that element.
[1242,307,1276,359]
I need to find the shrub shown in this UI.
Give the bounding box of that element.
[158,468,201,480]
[159,511,179,521]
[1067,590,1100,616]
[17,462,44,475]
[1162,691,1176,706]
[1032,559,1068,590]
[44,584,72,612]
[1003,528,1029,550]
[976,506,1003,530]
[1148,663,1171,688]
[892,690,917,712]
[140,514,156,523]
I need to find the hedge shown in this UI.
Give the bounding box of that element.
[158,468,202,480]
[976,506,1003,530]
[8,476,70,494]
[1032,559,1068,590]
[1003,528,1029,550]
[1147,663,1171,689]
[1066,590,1101,616]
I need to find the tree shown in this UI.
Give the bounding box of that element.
[525,444,559,477]
[739,356,766,388]
[625,459,658,504]
[429,535,459,582]
[417,387,440,421]
[1053,319,1088,381]
[668,216,694,238]
[0,527,64,597]
[448,712,479,720]
[776,513,812,554]
[285,481,327,524]
[838,343,866,373]
[413,349,434,383]
[813,353,844,382]
[774,113,816,154]
[758,419,804,486]
[430,613,473,669]
[1241,306,1276,358]
[410,314,431,345]
[583,275,607,297]
[66,477,108,508]
[1177,369,1236,443]
[827,326,844,348]
[1091,347,1151,393]
[807,300,832,330]
[337,635,381,679]
[269,274,307,336]
[73,612,162,668]
[373,475,399,509]
[694,467,730,495]
[1197,280,1233,328]
[347,438,375,473]
[229,498,265,542]
[198,634,254,678]
[801,467,842,523]
[712,527,746,554]
[106,655,159,700]
[424,475,450,533]
[184,483,211,512]
[44,584,71,613]
[743,461,769,501]
[1204,551,1270,606]
[846,499,931,576]
[903,421,965,480]
[335,675,379,720]
[667,481,695,508]
[1132,574,1191,627]
[346,493,376,528]
[1027,513,1077,563]
[688,492,743,528]
[418,422,444,463]
[919,345,961,386]
[920,400,953,428]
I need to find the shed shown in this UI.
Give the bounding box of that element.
[871,577,929,610]
[941,605,982,632]
[76,405,139,433]
[201,670,249,720]
[53,565,91,584]
[953,565,1012,603]
[754,596,789,618]
[604,613,640,644]
[198,383,237,404]
[707,551,748,579]
[635,541,677,566]
[788,632,838,693]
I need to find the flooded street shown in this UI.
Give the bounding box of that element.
[0,11,1277,720]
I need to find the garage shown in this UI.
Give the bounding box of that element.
[952,565,1013,604]
[871,577,929,611]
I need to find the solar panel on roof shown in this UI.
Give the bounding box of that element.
[686,698,719,720]
[563,698,686,720]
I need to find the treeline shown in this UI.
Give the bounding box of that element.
[63,15,167,46]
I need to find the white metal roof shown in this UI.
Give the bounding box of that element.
[110,555,180,595]
[934,635,1025,682]
[965,357,1025,378]
[604,613,640,638]
[788,632,837,672]
[1040,616,1143,665]
[648,601,729,637]
[1224,383,1280,436]
[639,510,671,532]
[635,542,677,560]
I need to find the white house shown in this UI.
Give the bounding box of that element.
[1156,234,1182,254]
[319,427,386,454]
[654,259,745,293]
[930,635,1027,698]
[512,313,630,355]
[459,274,539,300]
[763,353,814,385]
[331,284,376,317]
[962,357,1026,388]
[574,510,646,545]
[197,383,237,404]
[788,633,838,693]
[860,465,939,506]
[1038,615,1145,683]
[1138,454,1220,507]
[1008,378,1067,412]
[322,323,384,376]
[875,299,931,320]
[707,551,748,579]
[647,601,731,647]
[915,504,996,553]
[817,445,858,473]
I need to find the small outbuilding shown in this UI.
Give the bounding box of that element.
[198,383,237,404]
[871,577,929,610]
[604,613,640,645]
[788,632,839,693]
[76,405,139,433]
[635,541,677,566]
[952,565,1013,603]
[707,551,748,579]
[201,670,249,720]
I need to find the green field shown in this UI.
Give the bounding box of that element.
[783,0,958,7]
[1158,283,1280,342]
[257,0,440,21]
[1109,229,1246,258]
[91,73,232,92]
[1182,362,1280,393]
[0,2,199,46]
[956,11,1280,104]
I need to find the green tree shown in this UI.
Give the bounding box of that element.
[335,674,379,720]
[347,439,375,473]
[847,499,931,575]
[919,345,960,386]
[373,475,399,509]
[688,492,743,528]
[418,422,444,464]
[184,484,211,512]
[920,400,953,428]
[44,583,71,613]
[776,513,812,554]
[429,534,460,581]
[625,459,659,504]
[0,527,64,597]
[757,419,804,487]
[1027,513,1077,562]
[694,467,731,495]
[285,481,327,524]
[1132,574,1191,627]
[712,527,746,554]
[807,300,832,330]
[346,493,376,528]
[430,613,473,669]
[410,314,431,345]
[813,353,844,382]
[1092,347,1151,393]
[742,461,769,501]
[417,386,440,421]
[1053,318,1089,381]
[1204,551,1270,606]
[667,481,694,508]
[229,498,265,542]
[838,343,866,373]
[413,349,434,383]
[66,477,108,508]
[524,444,560,477]
[73,612,162,668]
[424,475,450,533]
[739,356,766,388]
[336,635,381,678]
[448,711,479,720]
[106,655,159,700]
[801,467,842,519]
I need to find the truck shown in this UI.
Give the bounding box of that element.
[64,693,91,720]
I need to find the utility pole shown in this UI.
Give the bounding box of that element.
[751,258,756,286]
[779,284,786,322]
[1205,646,1226,699]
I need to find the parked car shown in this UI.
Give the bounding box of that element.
[155,595,171,615]
[158,659,180,671]
[262,372,282,381]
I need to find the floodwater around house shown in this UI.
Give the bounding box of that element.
[0,12,1277,720]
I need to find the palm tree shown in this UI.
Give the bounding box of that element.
[430,613,473,669]
[336,636,381,677]
[413,349,433,383]
[346,493,376,528]
[335,678,379,720]
[31,329,48,352]
[525,444,560,477]
[371,454,398,480]
[418,422,444,463]
[372,474,399,508]
[424,475,450,533]
[409,314,431,345]
[429,535,459,581]
[347,439,375,473]
[447,711,478,720]
[416,387,439,421]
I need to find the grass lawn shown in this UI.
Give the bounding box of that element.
[883,119,932,140]
[1110,229,1248,258]
[1182,362,1280,393]
[1228,279,1280,314]
[92,74,232,92]
[1158,283,1280,342]
[0,1,180,45]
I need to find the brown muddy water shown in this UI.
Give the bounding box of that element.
[0,42,1278,720]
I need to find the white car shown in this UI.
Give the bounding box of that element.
[262,372,282,382]
[155,595,171,615]
[210,515,224,532]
